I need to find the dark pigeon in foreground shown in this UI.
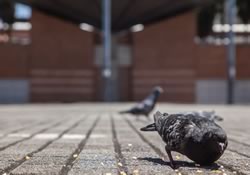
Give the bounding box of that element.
[141,111,228,169]
[119,86,163,118]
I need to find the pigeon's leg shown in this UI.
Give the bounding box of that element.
[136,115,140,121]
[137,115,144,122]
[146,114,151,121]
[165,146,177,169]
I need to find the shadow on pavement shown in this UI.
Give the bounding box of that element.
[138,157,220,170]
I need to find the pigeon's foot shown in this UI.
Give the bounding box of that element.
[146,115,151,121]
[165,147,177,169]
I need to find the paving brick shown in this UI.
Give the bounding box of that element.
[0,104,248,175]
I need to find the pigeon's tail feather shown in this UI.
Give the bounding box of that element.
[153,111,166,121]
[214,115,224,121]
[140,123,157,131]
[119,110,130,114]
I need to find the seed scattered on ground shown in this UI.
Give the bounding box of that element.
[128,143,132,147]
[105,173,112,175]
[118,162,123,167]
[25,155,30,160]
[132,156,137,160]
[133,170,139,175]
[211,170,222,173]
[175,155,180,160]
[196,170,203,173]
[120,171,127,175]
[73,154,78,158]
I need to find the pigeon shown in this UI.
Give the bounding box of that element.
[179,110,223,122]
[196,110,223,121]
[141,111,227,169]
[119,86,163,118]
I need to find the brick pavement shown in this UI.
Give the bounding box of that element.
[0,103,249,175]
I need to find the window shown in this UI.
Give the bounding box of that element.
[15,3,32,20]
[196,0,250,45]
[0,2,32,45]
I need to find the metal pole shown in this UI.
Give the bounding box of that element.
[102,0,112,101]
[225,0,236,104]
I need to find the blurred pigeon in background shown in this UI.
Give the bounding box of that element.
[119,86,163,118]
[141,111,227,169]
[196,110,223,121]
[180,110,223,122]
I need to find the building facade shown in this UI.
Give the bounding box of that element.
[0,10,250,103]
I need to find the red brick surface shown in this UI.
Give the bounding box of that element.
[1,11,250,102]
[131,11,250,102]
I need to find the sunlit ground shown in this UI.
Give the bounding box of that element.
[0,103,249,174]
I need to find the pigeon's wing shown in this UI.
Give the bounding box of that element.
[121,87,161,116]
[119,102,145,114]
[127,96,154,115]
[153,112,190,151]
[138,93,157,114]
[141,93,155,107]
[126,103,145,114]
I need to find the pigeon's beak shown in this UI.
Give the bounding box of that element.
[154,86,164,93]
[158,87,164,93]
[218,142,226,153]
[140,123,156,131]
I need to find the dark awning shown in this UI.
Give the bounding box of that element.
[15,0,209,33]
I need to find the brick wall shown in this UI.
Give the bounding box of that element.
[0,44,29,78]
[1,10,250,103]
[30,11,96,102]
[237,46,250,79]
[132,11,250,103]
[132,12,197,102]
[0,10,97,102]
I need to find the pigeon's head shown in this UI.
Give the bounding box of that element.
[202,126,228,155]
[185,123,228,165]
[153,86,164,94]
[212,128,228,154]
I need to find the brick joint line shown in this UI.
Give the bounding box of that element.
[0,120,53,140]
[217,161,247,175]
[0,119,67,152]
[0,116,88,174]
[111,116,129,175]
[59,116,100,175]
